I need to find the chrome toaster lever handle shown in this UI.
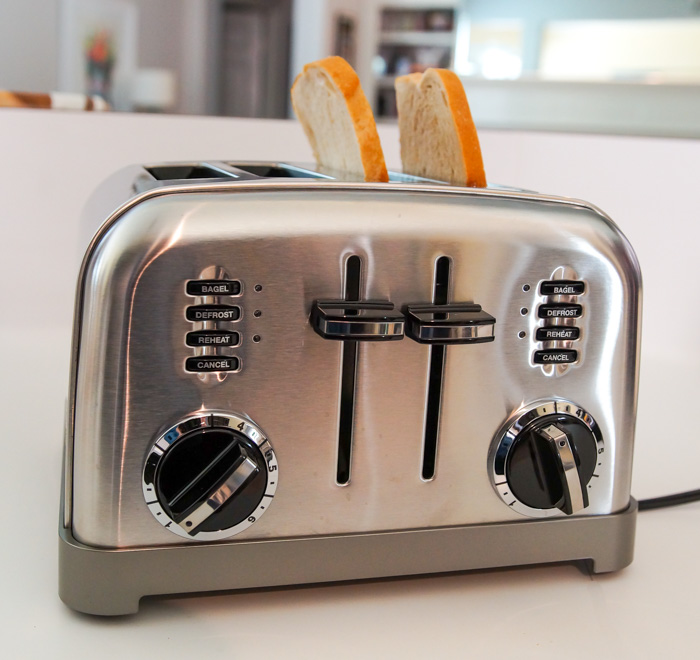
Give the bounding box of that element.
[176,456,259,535]
[310,300,405,341]
[537,423,588,515]
[403,303,496,344]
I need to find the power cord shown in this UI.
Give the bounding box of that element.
[638,488,700,511]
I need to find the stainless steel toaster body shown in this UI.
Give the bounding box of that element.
[60,162,641,615]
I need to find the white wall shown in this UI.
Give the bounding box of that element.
[464,77,700,138]
[179,0,212,116]
[290,0,368,104]
[0,0,195,112]
[0,0,59,92]
[459,0,700,73]
[290,0,326,94]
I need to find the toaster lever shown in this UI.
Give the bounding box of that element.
[404,303,496,344]
[537,424,588,515]
[311,300,405,341]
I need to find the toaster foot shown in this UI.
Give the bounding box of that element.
[58,499,637,616]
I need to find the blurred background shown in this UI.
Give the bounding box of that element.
[2,0,700,136]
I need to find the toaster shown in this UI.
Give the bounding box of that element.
[59,161,641,615]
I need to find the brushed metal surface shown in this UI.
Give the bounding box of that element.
[69,177,641,548]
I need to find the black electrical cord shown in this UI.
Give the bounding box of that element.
[637,488,700,511]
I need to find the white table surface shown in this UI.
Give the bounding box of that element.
[1,109,699,658]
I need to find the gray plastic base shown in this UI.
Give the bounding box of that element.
[59,499,637,616]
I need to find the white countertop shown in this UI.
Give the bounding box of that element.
[1,110,699,657]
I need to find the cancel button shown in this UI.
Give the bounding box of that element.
[533,349,578,364]
[185,356,240,372]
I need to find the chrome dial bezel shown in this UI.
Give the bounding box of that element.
[489,399,604,518]
[142,411,278,540]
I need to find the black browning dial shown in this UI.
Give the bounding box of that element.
[143,412,278,540]
[491,401,604,517]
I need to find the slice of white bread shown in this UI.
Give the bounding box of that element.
[395,69,486,187]
[291,56,388,182]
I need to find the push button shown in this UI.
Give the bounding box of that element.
[186,305,240,322]
[186,330,240,347]
[540,280,585,296]
[536,326,580,341]
[533,349,578,364]
[186,280,241,296]
[185,356,240,372]
[538,303,582,319]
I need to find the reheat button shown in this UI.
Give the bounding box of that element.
[533,349,578,364]
[186,330,240,347]
[536,326,580,341]
[538,303,582,319]
[186,305,240,322]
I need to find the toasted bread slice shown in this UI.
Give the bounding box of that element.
[395,69,486,187]
[291,56,388,182]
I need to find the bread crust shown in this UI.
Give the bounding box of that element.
[396,69,486,187]
[292,56,388,182]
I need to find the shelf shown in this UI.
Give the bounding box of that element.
[379,30,454,47]
[374,5,457,118]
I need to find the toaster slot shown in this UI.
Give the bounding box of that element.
[145,164,237,181]
[421,256,450,481]
[337,255,361,486]
[405,259,497,479]
[310,292,404,483]
[227,162,333,179]
[310,257,405,485]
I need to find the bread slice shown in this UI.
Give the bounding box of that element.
[395,69,486,187]
[291,56,388,182]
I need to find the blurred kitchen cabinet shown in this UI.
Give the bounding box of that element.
[373,3,457,117]
[217,0,291,118]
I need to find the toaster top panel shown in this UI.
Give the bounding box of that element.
[68,166,641,549]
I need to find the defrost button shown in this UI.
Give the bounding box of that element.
[186,305,240,322]
[537,304,582,319]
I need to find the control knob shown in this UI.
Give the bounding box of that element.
[491,401,604,517]
[143,412,278,540]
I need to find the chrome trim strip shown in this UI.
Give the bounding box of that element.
[416,321,495,343]
[318,317,405,339]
